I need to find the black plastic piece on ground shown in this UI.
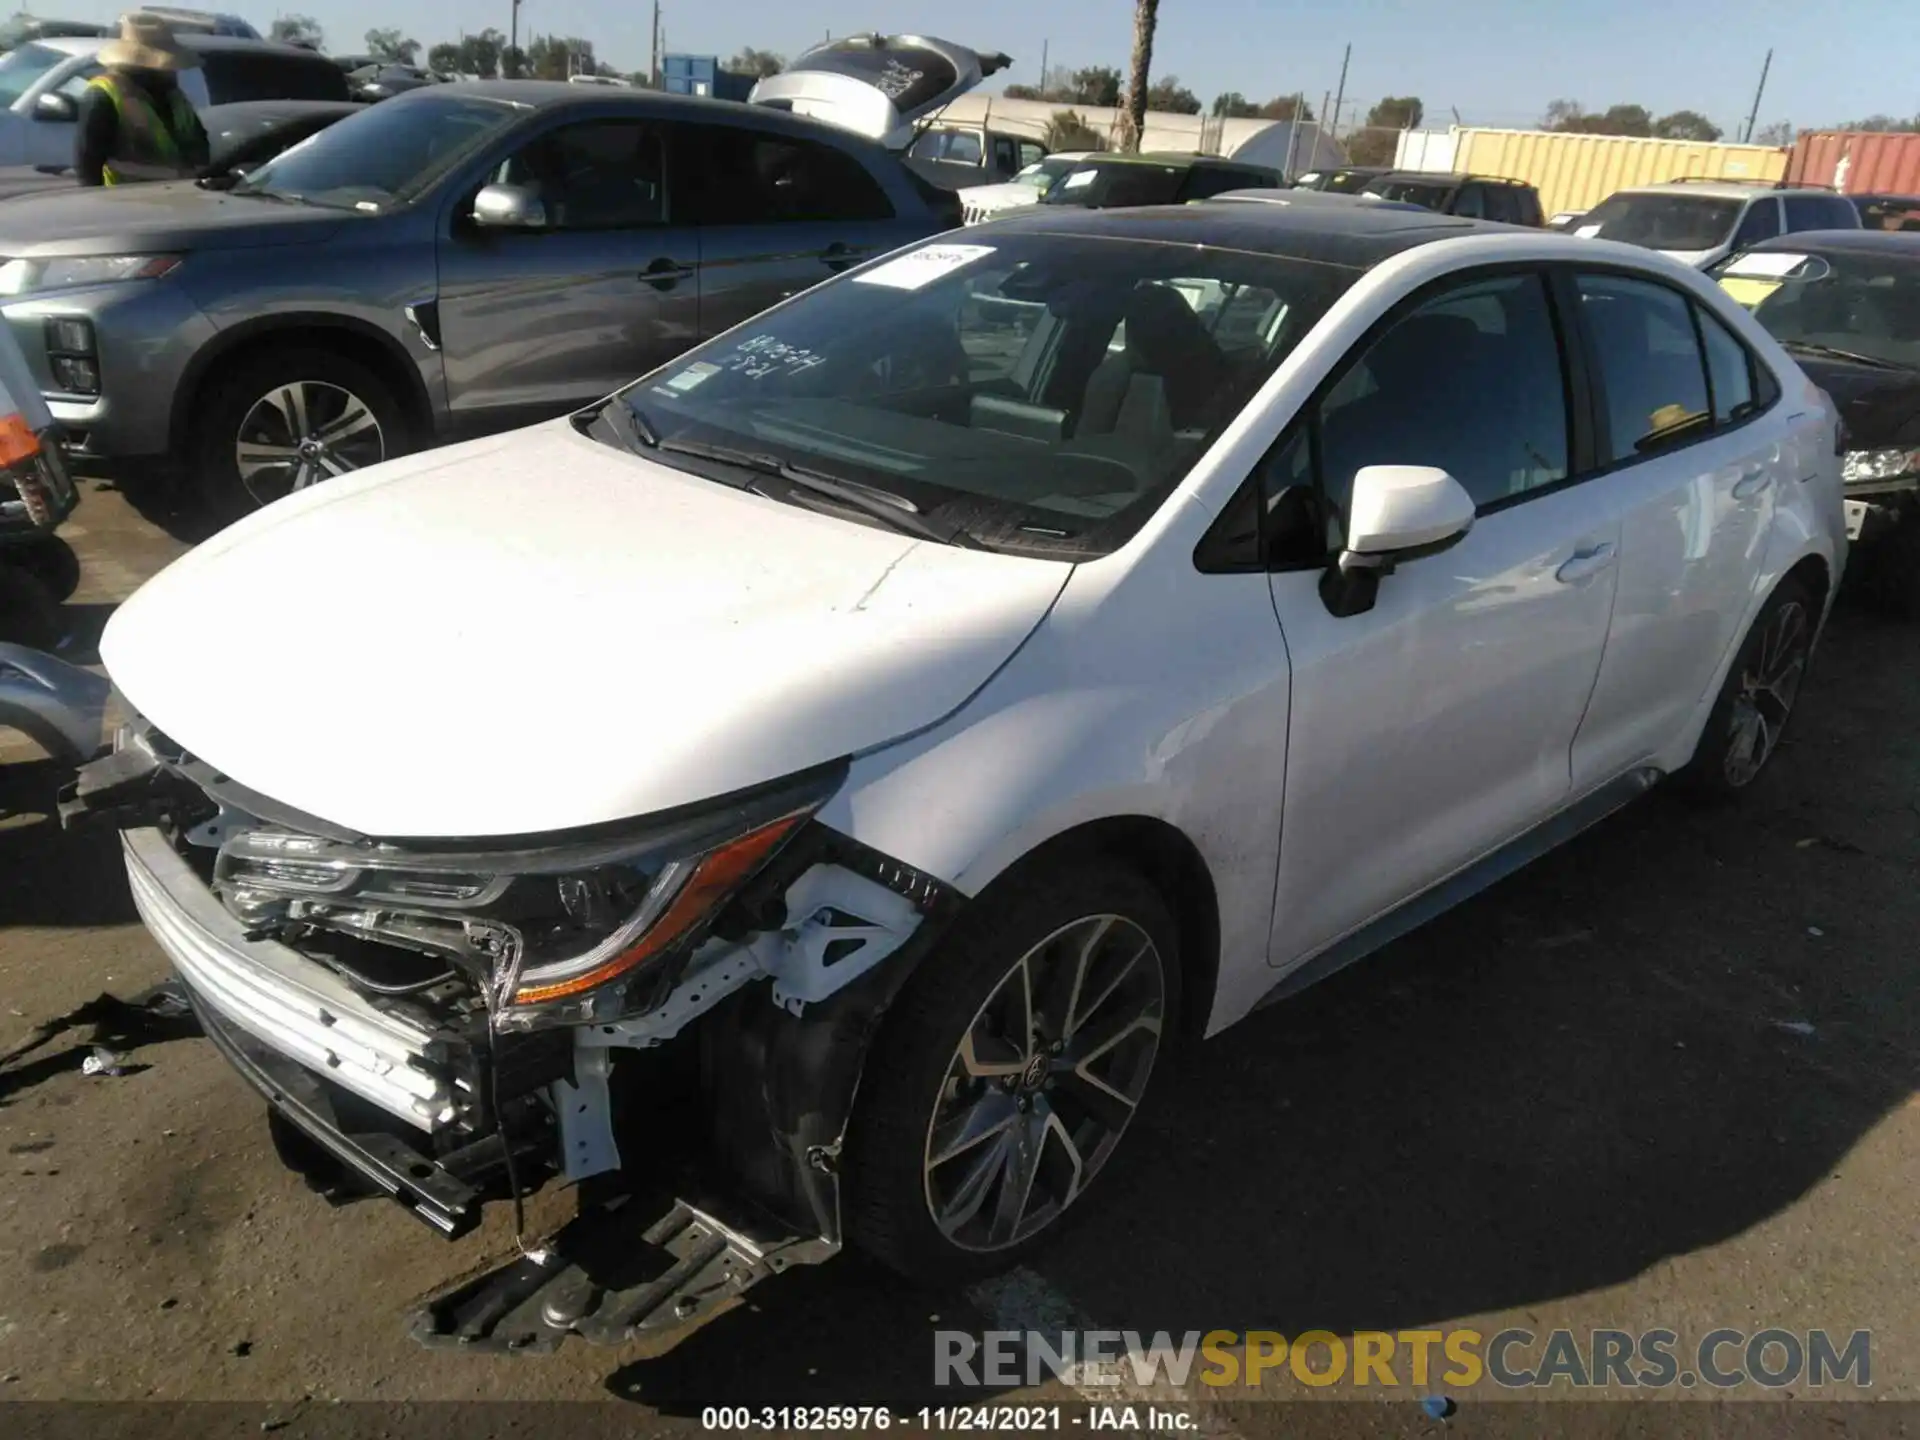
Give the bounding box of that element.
[408,1186,836,1354]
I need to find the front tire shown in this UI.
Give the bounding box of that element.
[9,534,79,602]
[0,564,63,649]
[1676,579,1814,798]
[843,863,1178,1286]
[191,347,410,522]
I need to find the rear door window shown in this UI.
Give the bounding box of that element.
[1694,305,1759,425]
[1731,198,1782,249]
[1479,185,1517,223]
[1576,273,1713,460]
[688,126,894,224]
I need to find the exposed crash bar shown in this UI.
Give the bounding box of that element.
[123,827,455,1129]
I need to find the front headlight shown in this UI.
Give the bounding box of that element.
[1842,447,1920,484]
[0,254,181,296]
[213,767,841,1029]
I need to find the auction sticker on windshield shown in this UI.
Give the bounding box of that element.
[854,243,997,291]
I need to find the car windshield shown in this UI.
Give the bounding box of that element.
[0,41,66,105]
[607,233,1356,558]
[1576,193,1743,251]
[1321,170,1377,194]
[234,93,524,209]
[1361,178,1452,210]
[1015,157,1076,190]
[1041,161,1187,209]
[1712,249,1920,370]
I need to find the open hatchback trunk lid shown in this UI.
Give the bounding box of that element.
[747,33,1010,150]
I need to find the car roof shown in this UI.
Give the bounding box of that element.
[33,33,330,58]
[388,80,900,153]
[1617,181,1783,200]
[977,195,1514,267]
[1371,171,1533,188]
[1744,228,1920,259]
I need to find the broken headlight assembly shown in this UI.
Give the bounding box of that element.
[209,766,843,1030]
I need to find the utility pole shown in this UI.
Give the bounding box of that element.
[1283,91,1306,178]
[1038,37,1048,92]
[649,0,661,87]
[1328,42,1350,144]
[1317,89,1330,163]
[508,0,521,77]
[1741,48,1772,143]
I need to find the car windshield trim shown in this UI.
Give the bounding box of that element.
[588,233,1359,560]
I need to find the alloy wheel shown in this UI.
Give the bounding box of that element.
[1723,598,1809,787]
[233,380,386,507]
[922,914,1165,1252]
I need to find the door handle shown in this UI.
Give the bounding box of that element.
[1555,541,1617,585]
[641,258,695,290]
[819,242,869,272]
[1733,468,1772,500]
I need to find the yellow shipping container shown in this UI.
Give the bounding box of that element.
[1450,129,1789,219]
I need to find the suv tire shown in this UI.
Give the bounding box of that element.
[843,862,1178,1286]
[192,347,411,521]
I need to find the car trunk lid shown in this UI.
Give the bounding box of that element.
[747,34,1010,150]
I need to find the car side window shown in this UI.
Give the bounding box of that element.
[1452,185,1486,218]
[1825,194,1861,228]
[1782,193,1831,233]
[1480,185,1516,224]
[1180,167,1250,202]
[992,135,1017,173]
[496,121,667,230]
[1694,305,1759,425]
[1258,272,1571,547]
[692,127,894,224]
[1732,198,1782,248]
[1577,273,1713,460]
[1018,140,1046,169]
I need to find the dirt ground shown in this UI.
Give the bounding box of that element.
[2,480,1917,1429]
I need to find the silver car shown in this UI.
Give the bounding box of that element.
[0,36,993,515]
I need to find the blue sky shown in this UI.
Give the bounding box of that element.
[71,0,1914,134]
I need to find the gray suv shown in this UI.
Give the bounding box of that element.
[0,36,995,514]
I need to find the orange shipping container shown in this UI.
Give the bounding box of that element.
[1786,131,1920,195]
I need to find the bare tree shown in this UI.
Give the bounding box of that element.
[1117,0,1159,152]
[269,14,323,49]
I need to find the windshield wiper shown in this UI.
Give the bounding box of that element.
[600,400,984,549]
[1780,340,1913,371]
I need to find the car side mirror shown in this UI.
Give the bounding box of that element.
[34,91,77,123]
[1320,464,1476,618]
[471,182,547,231]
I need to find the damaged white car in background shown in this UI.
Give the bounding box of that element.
[62,197,1845,1354]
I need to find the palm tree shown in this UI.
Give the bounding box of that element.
[1118,0,1159,152]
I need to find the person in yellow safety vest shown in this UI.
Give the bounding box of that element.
[75,13,209,186]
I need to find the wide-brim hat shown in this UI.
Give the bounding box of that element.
[98,12,198,70]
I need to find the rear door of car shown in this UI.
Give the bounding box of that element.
[1560,266,1791,788]
[433,110,702,430]
[678,119,928,338]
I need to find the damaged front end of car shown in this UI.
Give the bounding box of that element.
[61,717,961,1354]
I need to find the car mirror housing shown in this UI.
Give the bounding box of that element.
[471,183,548,231]
[1321,465,1476,618]
[34,91,77,123]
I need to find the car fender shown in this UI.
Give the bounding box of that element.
[817,508,1294,1037]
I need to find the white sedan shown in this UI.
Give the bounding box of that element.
[76,199,1846,1351]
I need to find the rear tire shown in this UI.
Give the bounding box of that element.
[191,347,412,523]
[10,534,80,603]
[843,862,1178,1287]
[0,564,64,650]
[1675,579,1814,800]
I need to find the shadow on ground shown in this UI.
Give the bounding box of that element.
[0,758,136,928]
[607,601,1920,1411]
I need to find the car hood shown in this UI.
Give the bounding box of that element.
[1656,247,1719,268]
[1792,354,1920,449]
[0,180,348,257]
[960,180,1041,209]
[100,422,1071,839]
[748,33,1009,149]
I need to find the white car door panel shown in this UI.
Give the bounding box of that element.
[1267,486,1620,969]
[1255,267,1619,972]
[1566,273,1784,788]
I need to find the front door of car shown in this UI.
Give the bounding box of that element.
[677,122,915,339]
[1262,270,1623,969]
[1563,270,1783,788]
[434,116,702,431]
